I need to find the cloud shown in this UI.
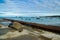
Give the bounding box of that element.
[0,12,60,17]
[0,12,26,17]
[10,0,60,12]
[0,0,60,13]
[0,0,60,17]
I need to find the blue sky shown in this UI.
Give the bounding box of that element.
[0,0,60,17]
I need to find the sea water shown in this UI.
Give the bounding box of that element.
[0,17,60,26]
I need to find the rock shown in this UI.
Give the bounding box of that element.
[0,26,2,28]
[0,24,2,28]
[41,32,60,39]
[9,22,23,32]
[52,36,60,40]
[0,29,30,39]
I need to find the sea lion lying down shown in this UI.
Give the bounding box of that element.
[8,22,23,32]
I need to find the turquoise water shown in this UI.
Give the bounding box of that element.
[0,17,60,26]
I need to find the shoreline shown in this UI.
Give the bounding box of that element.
[3,18,60,33]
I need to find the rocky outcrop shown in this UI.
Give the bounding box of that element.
[0,24,60,40]
[8,22,23,32]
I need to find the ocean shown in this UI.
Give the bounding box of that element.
[0,17,60,26]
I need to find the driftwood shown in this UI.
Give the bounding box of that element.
[3,18,60,33]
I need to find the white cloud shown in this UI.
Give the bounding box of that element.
[0,12,60,17]
[0,0,60,17]
[0,12,25,17]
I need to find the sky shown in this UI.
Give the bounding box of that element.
[0,0,60,17]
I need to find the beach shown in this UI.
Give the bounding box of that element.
[0,24,60,40]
